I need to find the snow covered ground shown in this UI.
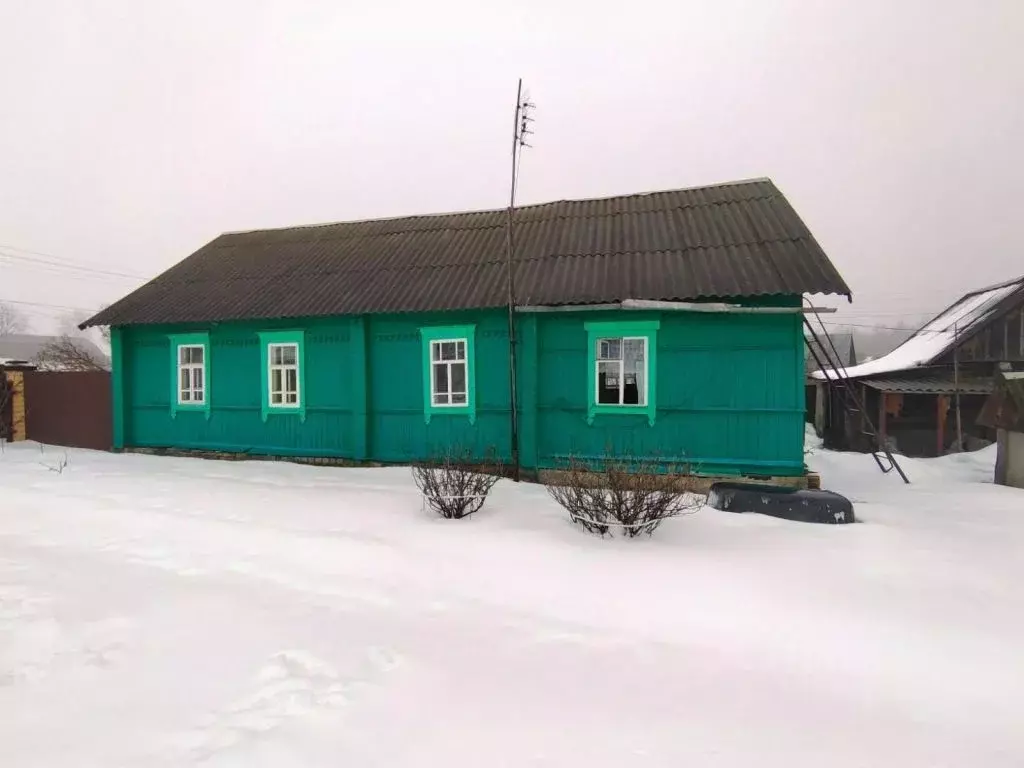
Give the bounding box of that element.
[1,439,1022,767]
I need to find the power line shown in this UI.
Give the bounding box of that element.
[0,256,140,285]
[0,248,146,280]
[0,297,97,313]
[0,241,138,270]
[0,242,79,262]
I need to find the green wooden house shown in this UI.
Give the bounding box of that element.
[82,179,850,479]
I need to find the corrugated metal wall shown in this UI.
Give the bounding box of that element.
[117,301,805,476]
[22,370,111,450]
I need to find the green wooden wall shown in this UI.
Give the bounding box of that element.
[528,309,805,475]
[114,301,806,476]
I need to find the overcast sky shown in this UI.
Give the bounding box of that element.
[1,0,1021,334]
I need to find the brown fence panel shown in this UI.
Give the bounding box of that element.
[22,371,112,451]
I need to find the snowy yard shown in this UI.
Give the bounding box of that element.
[1,440,1022,767]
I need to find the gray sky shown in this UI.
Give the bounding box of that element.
[1,0,1022,335]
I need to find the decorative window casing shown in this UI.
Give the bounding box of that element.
[584,320,660,425]
[168,332,210,417]
[258,330,306,421]
[420,325,476,423]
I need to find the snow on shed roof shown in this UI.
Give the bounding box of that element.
[814,275,1024,381]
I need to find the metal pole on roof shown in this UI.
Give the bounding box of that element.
[504,79,534,482]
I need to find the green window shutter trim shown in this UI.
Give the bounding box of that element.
[583,319,660,426]
[168,331,211,419]
[419,324,476,424]
[257,330,306,422]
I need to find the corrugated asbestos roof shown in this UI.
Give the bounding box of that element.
[862,376,994,396]
[84,178,851,328]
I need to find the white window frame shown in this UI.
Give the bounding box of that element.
[594,336,648,407]
[177,344,206,406]
[267,342,300,408]
[429,337,469,407]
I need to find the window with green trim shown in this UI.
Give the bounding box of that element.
[268,342,300,407]
[584,320,659,425]
[430,338,468,406]
[178,345,207,405]
[420,325,476,423]
[258,330,306,421]
[168,332,210,417]
[596,336,648,405]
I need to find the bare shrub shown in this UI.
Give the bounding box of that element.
[546,455,703,537]
[412,448,503,520]
[40,451,69,474]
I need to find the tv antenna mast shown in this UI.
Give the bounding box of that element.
[505,79,535,482]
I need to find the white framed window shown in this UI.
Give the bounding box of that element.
[595,336,647,406]
[268,342,300,407]
[430,338,468,406]
[177,345,206,405]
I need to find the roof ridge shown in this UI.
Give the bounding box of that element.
[218,178,776,238]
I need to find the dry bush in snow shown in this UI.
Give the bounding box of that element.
[412,448,503,520]
[545,455,703,537]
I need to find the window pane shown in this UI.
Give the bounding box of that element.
[271,368,282,393]
[181,390,191,402]
[433,393,447,405]
[193,388,204,403]
[193,367,204,389]
[193,347,204,364]
[455,341,466,360]
[623,338,645,406]
[285,392,297,404]
[180,367,190,390]
[450,361,466,394]
[433,362,449,395]
[431,341,442,362]
[285,368,297,394]
[597,361,621,404]
[598,338,621,360]
[452,393,467,404]
[281,345,297,366]
[179,347,190,365]
[271,392,282,404]
[441,341,457,361]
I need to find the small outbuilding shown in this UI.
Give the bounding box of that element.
[811,275,1024,457]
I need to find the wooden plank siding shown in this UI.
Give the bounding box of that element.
[114,298,808,477]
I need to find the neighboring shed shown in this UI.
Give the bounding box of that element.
[0,334,110,370]
[811,275,1024,456]
[978,371,1024,489]
[82,178,851,480]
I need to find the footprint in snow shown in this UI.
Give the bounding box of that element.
[164,646,400,764]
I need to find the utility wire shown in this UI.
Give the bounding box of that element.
[0,248,146,280]
[0,297,97,313]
